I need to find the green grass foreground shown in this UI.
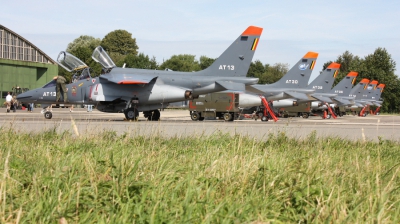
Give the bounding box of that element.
[0,128,399,223]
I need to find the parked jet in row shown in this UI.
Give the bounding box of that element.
[246,52,319,101]
[273,70,359,118]
[17,26,263,120]
[272,62,341,117]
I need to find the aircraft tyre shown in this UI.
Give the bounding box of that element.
[362,113,367,117]
[326,114,331,119]
[191,111,200,121]
[376,112,380,115]
[257,112,264,120]
[147,110,160,121]
[302,113,309,119]
[223,113,233,121]
[124,108,138,121]
[261,116,269,122]
[44,111,52,119]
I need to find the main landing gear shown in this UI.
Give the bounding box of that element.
[143,110,160,121]
[124,107,139,121]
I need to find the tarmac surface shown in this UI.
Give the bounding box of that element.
[1,107,399,142]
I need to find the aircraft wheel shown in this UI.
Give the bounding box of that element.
[124,108,138,121]
[326,114,331,119]
[376,112,380,115]
[191,111,200,121]
[257,112,264,120]
[147,110,160,121]
[44,111,52,119]
[223,113,233,121]
[362,113,367,117]
[261,116,269,122]
[302,113,309,119]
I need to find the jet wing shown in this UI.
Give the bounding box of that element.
[373,102,382,107]
[311,94,333,103]
[245,85,266,94]
[333,97,351,105]
[216,81,245,91]
[284,91,309,100]
[355,102,364,107]
[100,74,158,84]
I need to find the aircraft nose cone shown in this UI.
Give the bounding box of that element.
[16,91,32,100]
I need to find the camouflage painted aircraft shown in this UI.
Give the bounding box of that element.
[17,26,263,120]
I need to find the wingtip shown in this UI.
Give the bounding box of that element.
[347,71,358,77]
[303,52,318,59]
[378,84,385,88]
[327,62,341,69]
[242,26,263,36]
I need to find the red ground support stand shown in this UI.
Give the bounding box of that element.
[359,106,367,117]
[374,106,381,115]
[260,96,279,122]
[325,103,337,119]
[322,110,327,119]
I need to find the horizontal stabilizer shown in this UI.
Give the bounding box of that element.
[285,91,309,100]
[216,81,245,91]
[364,101,373,106]
[245,85,269,94]
[333,97,351,105]
[311,94,333,103]
[373,102,382,107]
[100,74,158,84]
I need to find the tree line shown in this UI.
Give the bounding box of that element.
[59,30,399,113]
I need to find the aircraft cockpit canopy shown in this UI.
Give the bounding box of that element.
[72,67,92,82]
[92,46,116,70]
[57,51,88,72]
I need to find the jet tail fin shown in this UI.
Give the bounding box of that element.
[308,62,340,93]
[350,78,370,99]
[198,26,263,77]
[267,52,318,89]
[330,71,358,96]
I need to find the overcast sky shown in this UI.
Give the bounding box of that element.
[2,0,399,81]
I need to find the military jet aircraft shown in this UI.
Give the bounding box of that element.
[272,62,341,118]
[369,83,385,107]
[17,26,263,120]
[246,52,319,101]
[345,80,384,116]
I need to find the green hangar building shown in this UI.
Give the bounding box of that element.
[0,24,58,105]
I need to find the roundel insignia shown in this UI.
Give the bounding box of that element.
[92,79,96,84]
[299,64,308,71]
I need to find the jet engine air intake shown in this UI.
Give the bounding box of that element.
[185,90,193,99]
